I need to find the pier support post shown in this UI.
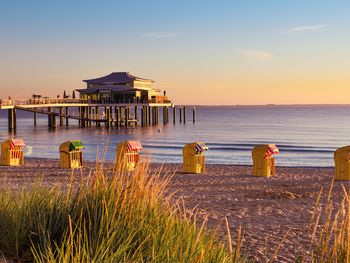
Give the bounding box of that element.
[59,107,63,126]
[179,107,182,123]
[88,107,92,127]
[134,106,138,126]
[152,107,156,125]
[34,111,37,126]
[95,107,100,127]
[52,114,57,128]
[141,106,145,127]
[166,107,169,123]
[193,107,196,123]
[147,106,151,126]
[78,107,81,127]
[173,106,176,124]
[8,109,16,132]
[114,107,118,127]
[48,107,52,128]
[125,107,129,127]
[65,107,69,126]
[80,107,86,128]
[118,107,122,127]
[163,107,166,124]
[106,107,111,128]
[183,106,186,123]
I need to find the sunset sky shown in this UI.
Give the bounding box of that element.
[1,1,349,105]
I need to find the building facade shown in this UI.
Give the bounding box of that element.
[76,72,169,104]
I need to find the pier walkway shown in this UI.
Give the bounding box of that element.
[0,98,194,131]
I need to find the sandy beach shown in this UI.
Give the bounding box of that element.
[0,159,348,262]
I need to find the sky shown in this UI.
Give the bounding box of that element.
[1,0,350,105]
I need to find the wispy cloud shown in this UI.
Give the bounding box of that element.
[142,32,180,39]
[290,24,328,32]
[236,49,273,62]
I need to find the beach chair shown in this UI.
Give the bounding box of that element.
[116,141,142,171]
[59,140,84,168]
[183,142,209,174]
[1,139,25,166]
[334,146,350,180]
[252,144,279,177]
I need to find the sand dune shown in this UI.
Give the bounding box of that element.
[0,159,348,261]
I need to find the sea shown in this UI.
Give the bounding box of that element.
[1,106,350,167]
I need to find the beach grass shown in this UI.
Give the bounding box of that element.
[0,161,239,262]
[308,180,350,262]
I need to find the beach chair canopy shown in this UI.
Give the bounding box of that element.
[60,140,84,153]
[264,144,279,158]
[69,140,85,151]
[10,139,25,149]
[334,146,350,161]
[126,141,142,152]
[195,143,209,154]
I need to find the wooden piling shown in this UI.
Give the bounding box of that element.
[183,106,186,123]
[88,107,92,127]
[173,106,176,124]
[179,107,182,123]
[48,107,52,128]
[125,107,129,127]
[116,107,121,127]
[52,114,57,128]
[95,107,100,127]
[81,107,86,128]
[34,111,37,126]
[59,107,63,126]
[65,107,69,126]
[8,109,16,132]
[106,108,111,128]
[193,107,196,123]
[134,106,138,126]
[155,107,159,124]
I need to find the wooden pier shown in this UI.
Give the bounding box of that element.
[0,99,196,131]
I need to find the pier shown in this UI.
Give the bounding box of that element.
[0,72,196,131]
[0,99,196,131]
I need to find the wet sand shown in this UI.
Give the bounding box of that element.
[0,159,348,262]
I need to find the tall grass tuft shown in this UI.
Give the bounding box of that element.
[0,160,239,262]
[309,180,350,262]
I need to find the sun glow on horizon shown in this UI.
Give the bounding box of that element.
[0,0,349,105]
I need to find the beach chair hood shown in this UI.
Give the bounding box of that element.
[264,144,279,159]
[195,142,209,154]
[10,139,25,149]
[60,140,84,153]
[126,141,142,152]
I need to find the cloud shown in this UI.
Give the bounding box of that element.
[290,24,328,32]
[142,32,180,39]
[236,49,274,62]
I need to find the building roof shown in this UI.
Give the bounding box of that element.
[83,72,154,85]
[76,85,142,93]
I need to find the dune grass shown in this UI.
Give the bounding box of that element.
[0,157,349,262]
[0,161,240,262]
[308,180,350,263]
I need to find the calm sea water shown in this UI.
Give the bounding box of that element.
[1,106,350,167]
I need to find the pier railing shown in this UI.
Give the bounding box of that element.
[0,98,172,107]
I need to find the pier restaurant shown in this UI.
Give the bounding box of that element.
[76,72,169,104]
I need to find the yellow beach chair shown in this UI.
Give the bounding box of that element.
[334,146,350,181]
[59,140,84,168]
[252,144,279,177]
[183,142,209,174]
[116,141,142,171]
[1,139,25,166]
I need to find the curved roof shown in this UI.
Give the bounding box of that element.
[83,72,154,85]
